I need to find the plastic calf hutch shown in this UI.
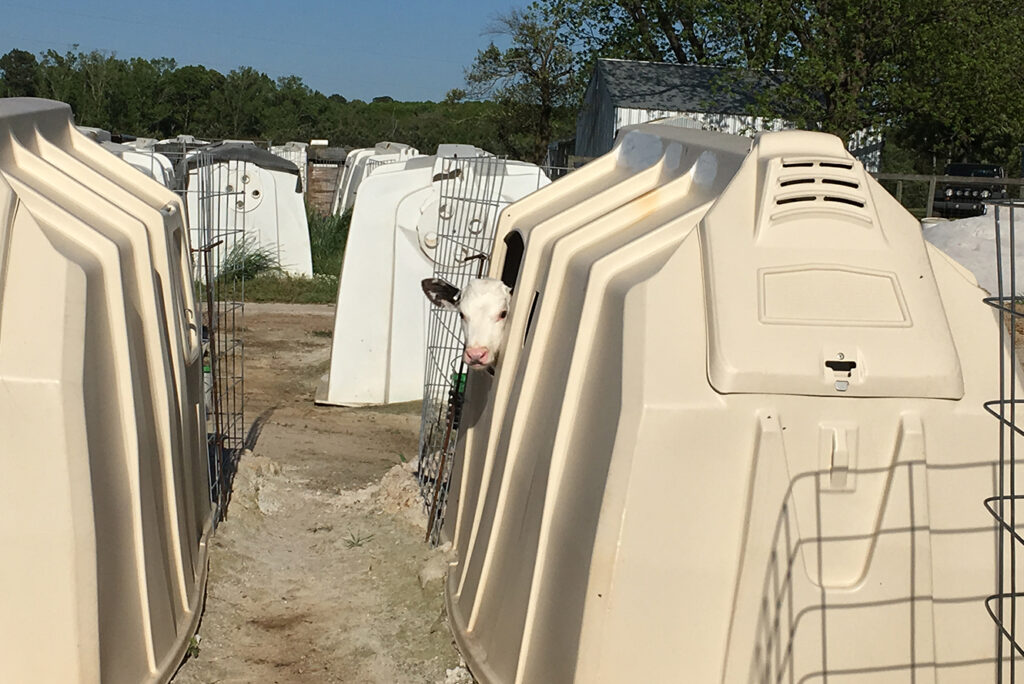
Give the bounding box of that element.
[443,123,1024,683]
[0,98,214,683]
[269,140,309,190]
[101,142,176,188]
[332,147,371,215]
[316,153,549,406]
[183,142,313,277]
[332,141,421,215]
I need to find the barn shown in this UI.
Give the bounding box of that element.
[575,58,882,171]
[574,58,789,158]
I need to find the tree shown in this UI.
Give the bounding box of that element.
[464,8,577,163]
[0,49,40,97]
[538,0,1024,165]
[76,50,123,127]
[38,47,84,110]
[889,0,1024,168]
[444,88,467,104]
[110,57,177,135]
[0,43,579,160]
[265,75,331,142]
[211,67,275,139]
[162,65,225,136]
[541,0,725,65]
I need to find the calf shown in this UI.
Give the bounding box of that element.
[422,277,511,369]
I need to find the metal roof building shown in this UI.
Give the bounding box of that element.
[575,59,790,158]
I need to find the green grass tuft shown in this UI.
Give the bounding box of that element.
[344,532,375,548]
[242,273,340,304]
[308,204,351,277]
[197,204,351,303]
[219,237,282,283]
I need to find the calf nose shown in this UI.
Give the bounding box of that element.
[464,346,490,365]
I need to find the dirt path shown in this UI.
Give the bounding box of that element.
[172,303,468,684]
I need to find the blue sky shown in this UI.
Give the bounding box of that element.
[0,0,520,101]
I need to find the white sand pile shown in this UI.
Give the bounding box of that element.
[439,662,475,684]
[922,207,1024,296]
[376,459,429,530]
[229,450,285,515]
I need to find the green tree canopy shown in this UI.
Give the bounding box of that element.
[538,0,1024,169]
[0,46,523,156]
[0,49,40,97]
[464,7,577,163]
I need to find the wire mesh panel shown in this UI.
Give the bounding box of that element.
[182,151,247,522]
[419,155,509,544]
[744,460,943,683]
[364,157,401,176]
[157,140,205,193]
[109,144,176,188]
[985,199,1024,681]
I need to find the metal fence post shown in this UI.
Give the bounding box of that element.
[926,177,936,217]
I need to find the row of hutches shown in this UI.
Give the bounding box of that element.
[0,95,553,682]
[2,93,1022,683]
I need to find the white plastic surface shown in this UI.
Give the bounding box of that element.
[317,152,550,405]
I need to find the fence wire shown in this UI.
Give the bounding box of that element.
[364,157,402,176]
[985,200,1024,681]
[181,151,247,523]
[418,155,511,545]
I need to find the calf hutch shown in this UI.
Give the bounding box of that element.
[316,148,549,406]
[183,141,313,278]
[269,140,309,191]
[331,141,422,216]
[0,98,214,683]
[100,142,176,189]
[438,122,1024,682]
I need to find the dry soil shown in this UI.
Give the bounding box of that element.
[171,303,471,684]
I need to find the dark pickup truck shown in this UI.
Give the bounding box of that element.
[933,162,1007,218]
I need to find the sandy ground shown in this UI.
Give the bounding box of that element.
[171,303,471,684]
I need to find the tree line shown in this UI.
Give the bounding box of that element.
[3,0,1023,172]
[0,47,525,158]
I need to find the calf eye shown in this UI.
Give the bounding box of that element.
[459,311,466,321]
[498,310,508,320]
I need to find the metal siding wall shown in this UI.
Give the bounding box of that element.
[848,127,884,173]
[614,108,790,138]
[607,107,880,171]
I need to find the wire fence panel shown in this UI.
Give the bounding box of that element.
[181,152,247,523]
[418,155,510,545]
[985,200,1024,682]
[364,157,401,176]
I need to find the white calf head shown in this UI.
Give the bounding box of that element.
[422,277,512,369]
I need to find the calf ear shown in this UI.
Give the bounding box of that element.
[421,278,460,310]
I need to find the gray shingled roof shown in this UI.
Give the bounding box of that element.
[597,58,778,114]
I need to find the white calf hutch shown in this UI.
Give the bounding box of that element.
[269,140,309,190]
[0,98,213,683]
[331,146,372,215]
[183,142,313,277]
[317,151,550,406]
[438,123,1024,682]
[101,142,176,188]
[332,141,422,215]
